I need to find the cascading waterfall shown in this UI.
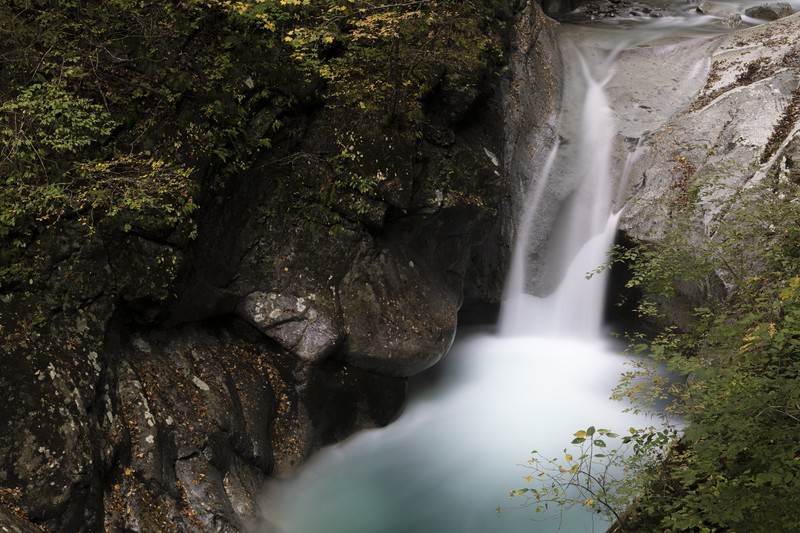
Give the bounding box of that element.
[258,11,719,533]
[262,53,644,533]
[498,142,559,334]
[500,53,618,338]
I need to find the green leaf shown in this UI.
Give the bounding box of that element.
[571,437,586,444]
[586,426,596,436]
[593,439,607,448]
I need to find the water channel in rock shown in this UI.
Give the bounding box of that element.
[260,4,787,532]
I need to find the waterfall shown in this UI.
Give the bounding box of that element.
[260,20,686,533]
[500,54,618,338]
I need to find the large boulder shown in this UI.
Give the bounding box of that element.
[237,291,340,362]
[338,244,458,376]
[744,2,795,20]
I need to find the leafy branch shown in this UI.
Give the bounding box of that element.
[511,425,678,532]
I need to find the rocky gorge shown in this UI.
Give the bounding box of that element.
[2,1,799,532]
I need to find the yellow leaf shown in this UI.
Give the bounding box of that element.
[584,498,594,507]
[574,430,587,439]
[779,276,800,301]
[564,453,573,462]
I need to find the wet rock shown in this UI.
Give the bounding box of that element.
[299,359,405,456]
[695,0,739,17]
[503,0,562,182]
[744,2,794,20]
[501,0,563,293]
[722,14,744,28]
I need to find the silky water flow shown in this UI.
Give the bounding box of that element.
[259,9,735,532]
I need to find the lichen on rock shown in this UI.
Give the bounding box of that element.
[237,291,341,363]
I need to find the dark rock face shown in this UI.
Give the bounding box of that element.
[1,230,117,532]
[104,325,275,531]
[0,2,564,531]
[0,244,407,532]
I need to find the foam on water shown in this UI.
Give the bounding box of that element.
[263,334,655,533]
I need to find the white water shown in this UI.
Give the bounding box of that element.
[500,53,618,338]
[261,335,649,533]
[260,8,754,533]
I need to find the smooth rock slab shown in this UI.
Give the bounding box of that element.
[621,12,800,243]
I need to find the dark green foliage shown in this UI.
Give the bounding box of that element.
[0,0,507,286]
[613,177,800,531]
[0,0,245,240]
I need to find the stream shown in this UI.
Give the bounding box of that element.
[260,3,791,532]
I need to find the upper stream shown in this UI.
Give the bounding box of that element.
[261,4,792,532]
